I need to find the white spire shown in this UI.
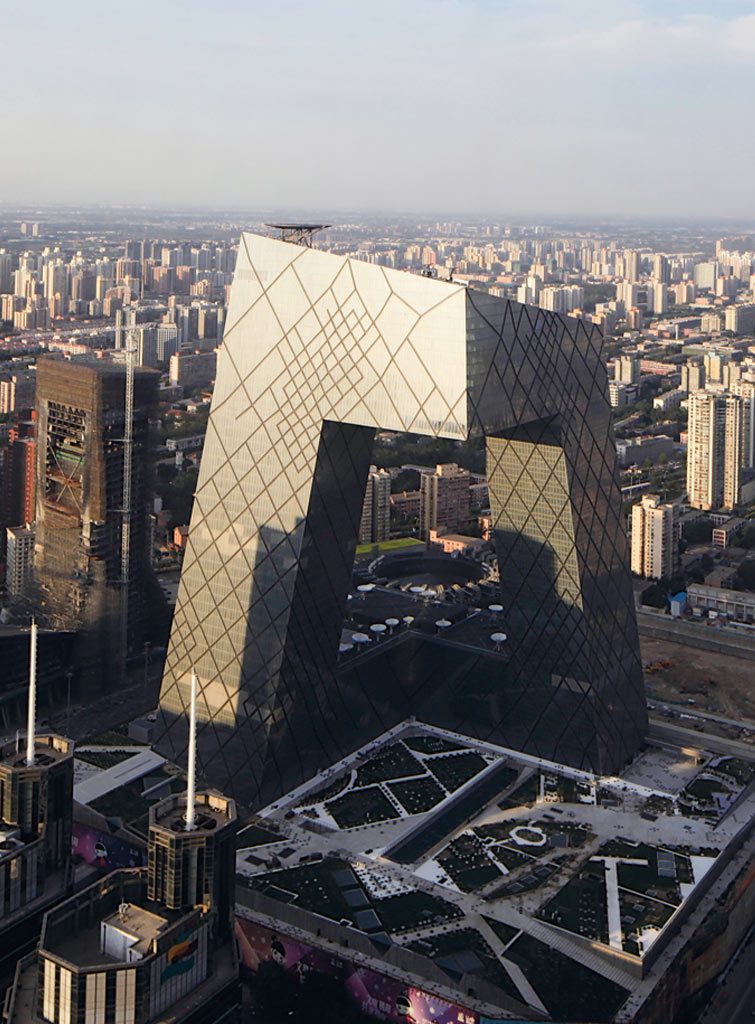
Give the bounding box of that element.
[185,669,197,830]
[26,619,37,766]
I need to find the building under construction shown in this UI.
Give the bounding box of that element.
[34,358,158,684]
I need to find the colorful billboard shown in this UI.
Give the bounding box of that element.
[235,916,510,1024]
[161,934,198,981]
[72,823,146,871]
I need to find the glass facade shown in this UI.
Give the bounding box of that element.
[155,234,646,808]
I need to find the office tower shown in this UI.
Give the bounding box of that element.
[732,376,755,468]
[540,285,583,314]
[134,324,158,367]
[116,257,141,283]
[650,282,668,315]
[168,351,217,390]
[156,324,180,365]
[34,359,158,676]
[616,353,640,385]
[724,303,755,335]
[0,629,74,930]
[716,275,739,300]
[0,372,35,415]
[624,249,639,282]
[652,253,670,284]
[419,463,471,539]
[1,294,22,322]
[680,358,705,393]
[630,495,678,580]
[1,428,36,528]
[5,763,238,1024]
[70,269,96,303]
[703,350,729,385]
[151,265,175,294]
[6,525,35,597]
[687,391,744,510]
[197,305,221,341]
[674,281,697,305]
[693,261,717,291]
[723,361,743,390]
[155,233,646,809]
[0,729,74,917]
[627,307,643,330]
[0,250,12,293]
[177,305,200,345]
[175,265,193,295]
[516,274,541,306]
[359,465,391,544]
[540,287,559,312]
[41,261,68,306]
[147,790,237,940]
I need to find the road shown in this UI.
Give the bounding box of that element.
[649,719,755,759]
[1,666,163,749]
[647,700,755,734]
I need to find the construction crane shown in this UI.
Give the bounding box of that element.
[119,328,136,684]
[112,321,165,682]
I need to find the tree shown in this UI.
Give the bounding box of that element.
[642,580,668,608]
[735,524,755,550]
[734,560,755,592]
[682,519,713,544]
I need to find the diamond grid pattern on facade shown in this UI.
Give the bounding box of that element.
[155,234,646,808]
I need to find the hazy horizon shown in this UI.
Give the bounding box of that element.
[3,0,755,219]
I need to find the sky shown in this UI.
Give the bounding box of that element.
[2,0,755,219]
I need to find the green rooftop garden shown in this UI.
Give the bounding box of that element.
[426,751,489,791]
[387,776,446,815]
[506,933,629,1022]
[437,832,501,892]
[75,749,136,770]
[354,743,423,786]
[326,786,400,828]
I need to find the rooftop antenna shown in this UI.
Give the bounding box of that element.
[185,669,197,831]
[26,619,37,766]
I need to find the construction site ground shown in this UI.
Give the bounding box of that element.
[641,635,755,723]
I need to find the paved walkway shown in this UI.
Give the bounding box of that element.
[74,748,166,805]
[593,857,647,952]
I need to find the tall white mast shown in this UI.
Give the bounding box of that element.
[185,669,197,830]
[26,619,37,766]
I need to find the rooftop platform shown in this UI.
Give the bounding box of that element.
[0,734,73,771]
[235,720,755,1023]
[149,789,236,834]
[41,872,183,969]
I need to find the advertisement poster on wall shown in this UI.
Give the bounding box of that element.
[235,917,511,1024]
[72,823,146,871]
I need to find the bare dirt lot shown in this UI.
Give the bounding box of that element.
[640,636,755,721]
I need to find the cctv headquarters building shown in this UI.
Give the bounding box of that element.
[155,233,647,809]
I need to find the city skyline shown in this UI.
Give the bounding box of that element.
[2,0,755,1016]
[3,1,755,218]
[2,212,755,1022]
